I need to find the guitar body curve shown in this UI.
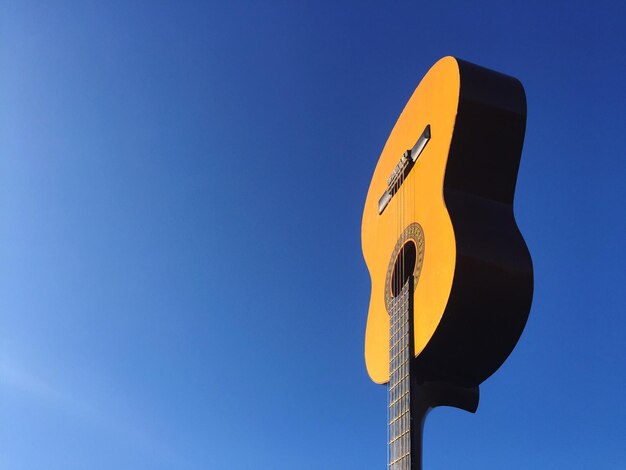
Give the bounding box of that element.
[362,57,533,387]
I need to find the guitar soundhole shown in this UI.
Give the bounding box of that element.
[390,241,417,297]
[384,223,424,312]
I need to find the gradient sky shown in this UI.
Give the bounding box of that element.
[1,1,625,469]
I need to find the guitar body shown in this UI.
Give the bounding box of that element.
[362,56,533,388]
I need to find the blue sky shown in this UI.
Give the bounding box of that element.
[1,1,624,469]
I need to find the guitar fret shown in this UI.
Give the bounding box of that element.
[388,375,409,391]
[389,410,410,425]
[390,455,410,466]
[389,431,410,444]
[390,312,407,329]
[389,403,409,422]
[391,344,409,361]
[391,450,410,458]
[389,362,409,377]
[390,325,408,342]
[389,389,409,407]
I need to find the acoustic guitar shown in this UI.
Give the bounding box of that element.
[361,56,533,469]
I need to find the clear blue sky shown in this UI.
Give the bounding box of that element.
[1,1,625,469]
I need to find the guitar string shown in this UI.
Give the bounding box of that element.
[403,145,408,469]
[400,150,404,469]
[405,147,410,469]
[390,162,394,469]
[393,157,399,468]
[398,151,402,466]
[405,156,410,469]
[400,153,405,466]
[386,160,390,468]
[394,154,399,470]
[408,138,413,468]
[408,145,411,468]
[403,141,414,468]
[392,156,398,468]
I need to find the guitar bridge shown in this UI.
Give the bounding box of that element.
[378,124,430,214]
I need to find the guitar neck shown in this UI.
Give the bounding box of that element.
[387,277,481,470]
[388,279,413,469]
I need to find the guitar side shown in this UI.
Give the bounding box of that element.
[415,59,533,387]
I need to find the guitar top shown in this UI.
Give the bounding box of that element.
[362,56,533,388]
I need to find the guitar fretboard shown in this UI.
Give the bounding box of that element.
[388,281,412,469]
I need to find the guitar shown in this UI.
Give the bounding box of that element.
[361,57,533,468]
